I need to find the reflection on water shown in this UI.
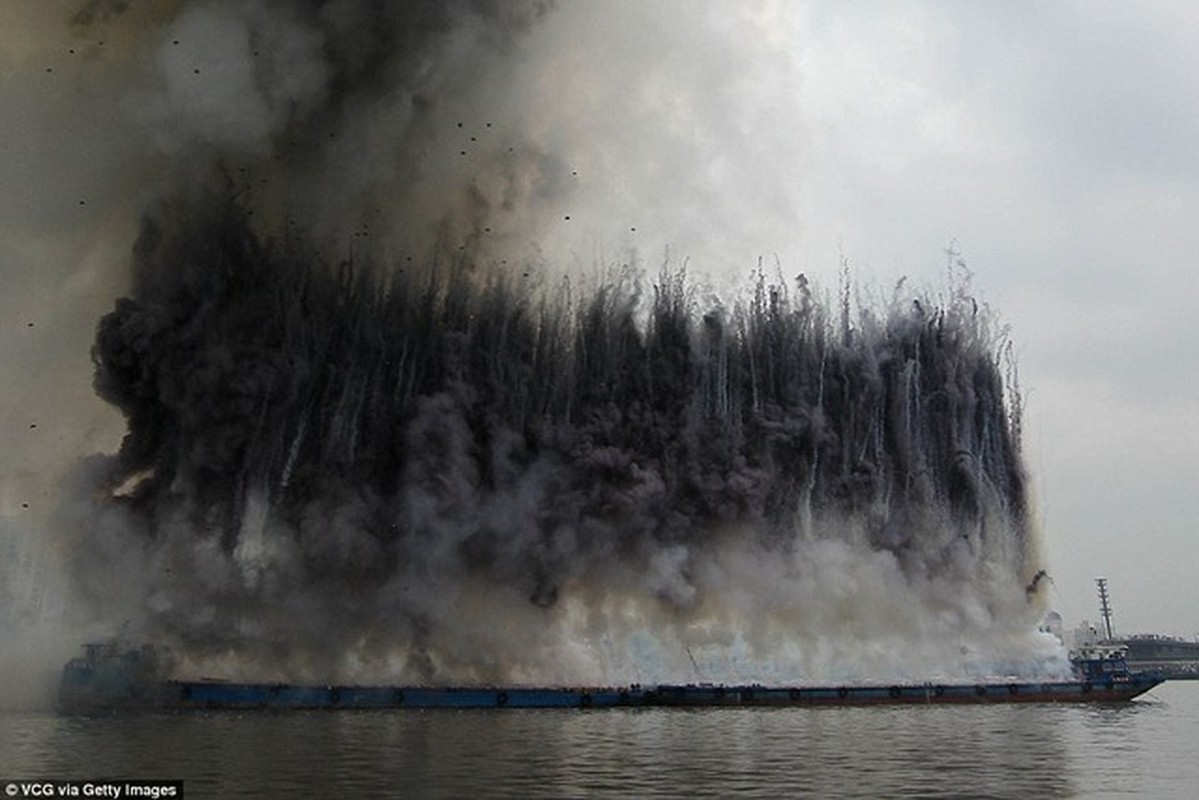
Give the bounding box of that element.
[2,684,1194,799]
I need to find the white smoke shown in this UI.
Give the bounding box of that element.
[1,2,1066,701]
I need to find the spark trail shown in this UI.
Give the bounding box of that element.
[46,0,1060,685]
[69,193,1051,685]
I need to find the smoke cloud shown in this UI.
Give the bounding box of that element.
[9,1,1062,689]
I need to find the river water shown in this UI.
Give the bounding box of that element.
[2,681,1195,798]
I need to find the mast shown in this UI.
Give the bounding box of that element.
[1096,577,1114,641]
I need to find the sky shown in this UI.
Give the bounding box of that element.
[2,0,1196,643]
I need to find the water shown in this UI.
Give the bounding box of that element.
[2,683,1195,798]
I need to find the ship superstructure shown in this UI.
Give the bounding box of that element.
[1068,578,1199,679]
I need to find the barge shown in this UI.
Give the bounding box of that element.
[57,641,1163,712]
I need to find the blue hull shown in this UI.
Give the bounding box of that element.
[61,676,1164,712]
[56,642,1165,712]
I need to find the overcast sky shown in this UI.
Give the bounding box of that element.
[3,1,1196,639]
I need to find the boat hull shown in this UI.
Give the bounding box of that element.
[59,675,1164,713]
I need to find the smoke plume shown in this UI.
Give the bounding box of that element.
[40,1,1060,685]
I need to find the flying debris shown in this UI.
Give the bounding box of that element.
[53,0,1053,688]
[69,190,1043,685]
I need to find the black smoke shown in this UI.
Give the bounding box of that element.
[70,189,1041,683]
[56,0,1055,684]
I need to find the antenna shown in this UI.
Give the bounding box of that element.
[1096,577,1114,640]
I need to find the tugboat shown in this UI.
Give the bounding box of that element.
[57,639,1164,713]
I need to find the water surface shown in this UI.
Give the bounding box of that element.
[2,682,1194,798]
